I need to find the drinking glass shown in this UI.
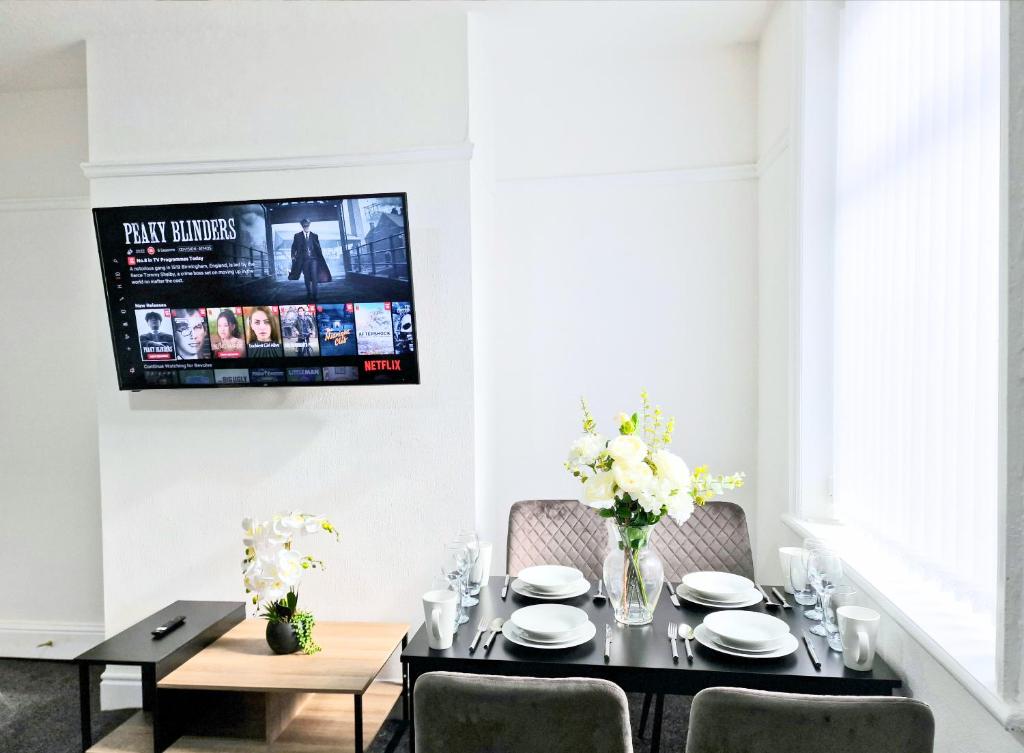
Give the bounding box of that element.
[441,544,471,623]
[454,530,481,600]
[822,584,858,651]
[789,553,816,607]
[801,539,828,618]
[806,548,844,636]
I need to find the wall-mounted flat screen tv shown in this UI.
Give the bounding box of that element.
[94,193,419,390]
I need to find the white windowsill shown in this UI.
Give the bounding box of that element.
[782,514,1022,731]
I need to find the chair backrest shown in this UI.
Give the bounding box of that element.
[686,687,934,753]
[652,500,754,582]
[506,499,606,582]
[414,671,633,753]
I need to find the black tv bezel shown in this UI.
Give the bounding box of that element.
[93,191,420,391]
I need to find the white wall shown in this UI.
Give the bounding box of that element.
[0,87,105,659]
[470,8,759,570]
[84,5,474,677]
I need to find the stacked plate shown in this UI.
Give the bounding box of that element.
[501,604,597,649]
[511,565,591,600]
[693,610,798,659]
[676,571,763,608]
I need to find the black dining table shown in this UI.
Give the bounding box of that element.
[400,575,901,753]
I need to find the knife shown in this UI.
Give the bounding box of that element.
[771,587,792,608]
[802,631,822,670]
[665,581,681,608]
[483,618,505,651]
[604,624,612,662]
[500,574,511,599]
[756,584,778,607]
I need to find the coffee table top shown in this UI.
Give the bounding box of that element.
[76,601,244,666]
[158,620,409,694]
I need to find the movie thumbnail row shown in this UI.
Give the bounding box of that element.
[135,303,414,363]
[143,365,371,386]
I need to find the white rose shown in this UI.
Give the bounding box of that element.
[666,495,696,526]
[651,449,691,488]
[612,461,654,497]
[568,434,606,467]
[607,435,648,466]
[582,470,616,508]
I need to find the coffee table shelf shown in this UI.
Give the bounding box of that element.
[88,682,402,753]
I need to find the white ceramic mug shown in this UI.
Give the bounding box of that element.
[473,542,494,586]
[422,589,458,650]
[837,605,880,671]
[778,546,804,594]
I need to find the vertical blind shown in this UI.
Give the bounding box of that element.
[833,0,1000,624]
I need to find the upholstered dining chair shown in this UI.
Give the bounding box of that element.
[414,671,634,753]
[506,499,607,583]
[685,687,935,753]
[638,501,754,743]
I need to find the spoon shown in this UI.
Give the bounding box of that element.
[679,623,694,662]
[593,580,607,604]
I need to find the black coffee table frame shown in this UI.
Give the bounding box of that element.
[75,600,245,752]
[401,577,901,753]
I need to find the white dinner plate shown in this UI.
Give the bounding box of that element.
[682,571,756,601]
[676,584,752,605]
[516,565,585,594]
[703,611,790,651]
[692,623,798,659]
[501,619,597,650]
[676,584,763,609]
[511,578,591,600]
[510,604,589,640]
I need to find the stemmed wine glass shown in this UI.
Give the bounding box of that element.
[806,548,844,637]
[454,530,481,602]
[441,543,470,625]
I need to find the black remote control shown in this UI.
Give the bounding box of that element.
[151,616,186,638]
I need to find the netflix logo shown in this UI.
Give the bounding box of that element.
[362,358,402,373]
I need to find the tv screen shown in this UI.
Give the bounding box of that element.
[93,193,419,390]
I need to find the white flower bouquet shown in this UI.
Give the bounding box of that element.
[242,511,339,654]
[566,391,745,623]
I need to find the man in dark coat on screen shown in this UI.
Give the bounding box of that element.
[289,219,331,300]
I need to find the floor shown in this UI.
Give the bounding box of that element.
[0,658,690,753]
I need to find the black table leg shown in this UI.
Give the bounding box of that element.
[638,691,653,738]
[401,635,409,722]
[354,693,364,753]
[650,691,665,753]
[79,663,92,752]
[408,668,417,753]
[141,664,156,711]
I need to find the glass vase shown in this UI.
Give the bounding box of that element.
[603,523,664,626]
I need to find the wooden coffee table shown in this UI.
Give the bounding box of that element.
[89,620,409,753]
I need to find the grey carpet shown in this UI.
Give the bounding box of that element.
[0,660,133,753]
[0,658,689,753]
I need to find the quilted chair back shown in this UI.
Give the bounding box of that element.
[506,500,607,583]
[652,500,754,582]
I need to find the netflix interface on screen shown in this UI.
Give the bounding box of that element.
[93,193,419,390]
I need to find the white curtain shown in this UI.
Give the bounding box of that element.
[833,1,1000,622]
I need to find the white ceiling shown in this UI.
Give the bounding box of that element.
[0,0,773,94]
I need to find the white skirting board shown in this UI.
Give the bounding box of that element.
[0,620,103,660]
[100,665,143,710]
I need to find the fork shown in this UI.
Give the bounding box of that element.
[668,621,679,662]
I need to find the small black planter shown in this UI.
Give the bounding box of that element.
[265,620,299,654]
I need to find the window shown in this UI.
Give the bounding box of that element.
[831,0,1000,682]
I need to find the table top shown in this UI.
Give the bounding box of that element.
[158,619,410,694]
[401,577,901,696]
[76,601,245,666]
